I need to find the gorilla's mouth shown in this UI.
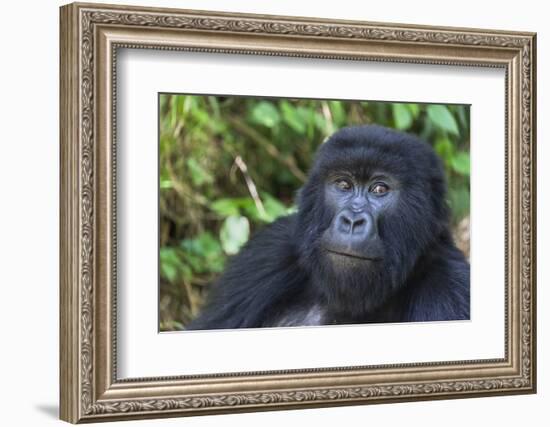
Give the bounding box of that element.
[325,249,382,261]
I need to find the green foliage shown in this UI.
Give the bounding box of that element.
[220,215,250,255]
[250,101,281,128]
[392,103,414,130]
[180,233,225,275]
[261,192,290,221]
[210,194,289,223]
[427,104,460,135]
[186,158,214,186]
[159,95,470,330]
[450,152,470,176]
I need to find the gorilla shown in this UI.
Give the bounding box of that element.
[187,125,470,330]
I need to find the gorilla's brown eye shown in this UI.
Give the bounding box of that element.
[335,179,353,191]
[370,182,390,195]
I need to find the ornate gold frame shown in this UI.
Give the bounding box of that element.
[59,2,537,423]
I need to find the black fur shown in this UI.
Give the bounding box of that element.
[187,125,470,330]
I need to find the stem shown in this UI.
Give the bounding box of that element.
[234,155,267,218]
[228,116,307,183]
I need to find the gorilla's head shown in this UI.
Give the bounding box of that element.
[295,125,450,318]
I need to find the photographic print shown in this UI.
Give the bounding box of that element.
[159,95,471,331]
[60,3,535,422]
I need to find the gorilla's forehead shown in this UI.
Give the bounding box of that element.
[316,143,416,182]
[314,125,436,182]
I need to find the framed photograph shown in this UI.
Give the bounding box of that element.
[60,2,536,423]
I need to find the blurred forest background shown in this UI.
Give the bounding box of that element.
[159,95,470,331]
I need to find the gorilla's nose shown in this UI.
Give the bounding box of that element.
[335,210,373,238]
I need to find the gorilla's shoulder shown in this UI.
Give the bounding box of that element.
[186,214,306,330]
[233,214,299,264]
[250,214,297,244]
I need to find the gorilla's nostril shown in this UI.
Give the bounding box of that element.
[338,215,352,233]
[352,218,366,233]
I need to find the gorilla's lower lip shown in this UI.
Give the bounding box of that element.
[325,249,382,261]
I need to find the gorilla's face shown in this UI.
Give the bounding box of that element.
[296,125,450,318]
[314,168,403,316]
[320,172,398,269]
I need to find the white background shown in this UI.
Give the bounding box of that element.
[0,0,546,426]
[118,50,505,377]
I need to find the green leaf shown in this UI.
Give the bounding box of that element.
[183,252,205,273]
[208,256,225,274]
[160,179,173,189]
[450,151,470,176]
[281,102,307,134]
[197,233,222,258]
[249,101,280,128]
[313,111,328,133]
[434,136,455,165]
[159,135,174,152]
[207,96,221,118]
[186,158,213,186]
[159,248,180,283]
[161,263,177,283]
[211,197,278,223]
[220,215,250,255]
[170,97,179,129]
[328,101,346,126]
[427,105,460,135]
[408,103,420,119]
[261,192,290,222]
[240,199,262,221]
[180,232,225,274]
[210,198,241,217]
[392,104,413,130]
[181,232,218,255]
[449,186,470,222]
[183,95,196,114]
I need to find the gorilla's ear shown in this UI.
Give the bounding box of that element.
[295,176,322,213]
